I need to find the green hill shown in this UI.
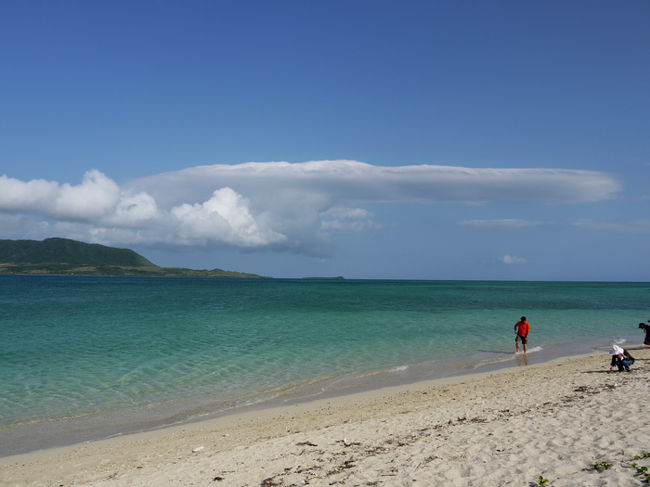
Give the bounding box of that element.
[0,237,154,267]
[0,238,265,278]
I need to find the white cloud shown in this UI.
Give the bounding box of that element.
[499,255,527,265]
[0,171,285,249]
[320,207,378,232]
[460,219,541,228]
[0,175,60,213]
[110,192,160,226]
[322,207,372,219]
[0,170,121,221]
[129,160,621,208]
[170,188,286,247]
[52,170,121,220]
[0,160,623,253]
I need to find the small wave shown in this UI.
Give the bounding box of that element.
[389,365,409,373]
[473,346,544,369]
[522,346,543,354]
[472,355,515,368]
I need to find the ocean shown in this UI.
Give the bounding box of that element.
[0,276,647,456]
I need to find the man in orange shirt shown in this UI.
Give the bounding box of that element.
[514,316,530,353]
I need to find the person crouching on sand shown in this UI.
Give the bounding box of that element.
[609,344,634,372]
[514,316,530,354]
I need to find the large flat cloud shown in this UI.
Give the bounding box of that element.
[0,160,621,253]
[128,160,621,207]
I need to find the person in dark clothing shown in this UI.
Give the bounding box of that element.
[639,322,650,346]
[609,344,634,372]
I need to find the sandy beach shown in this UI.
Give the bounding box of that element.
[1,347,649,487]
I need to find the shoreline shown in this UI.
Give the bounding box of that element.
[2,346,649,486]
[3,278,646,461]
[0,333,637,458]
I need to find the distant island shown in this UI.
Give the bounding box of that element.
[301,276,345,280]
[0,238,267,278]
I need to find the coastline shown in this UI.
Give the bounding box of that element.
[0,332,633,458]
[2,346,649,486]
[3,277,646,460]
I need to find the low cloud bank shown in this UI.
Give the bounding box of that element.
[499,255,527,265]
[0,160,621,253]
[460,219,542,228]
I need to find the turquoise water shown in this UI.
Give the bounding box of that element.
[0,276,648,455]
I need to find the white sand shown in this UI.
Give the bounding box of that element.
[1,348,649,486]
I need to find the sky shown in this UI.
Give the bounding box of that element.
[0,0,648,280]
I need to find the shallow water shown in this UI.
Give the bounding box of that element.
[0,277,647,455]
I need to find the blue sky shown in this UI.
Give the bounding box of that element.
[1,1,648,280]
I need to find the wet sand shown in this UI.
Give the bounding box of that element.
[1,347,649,486]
